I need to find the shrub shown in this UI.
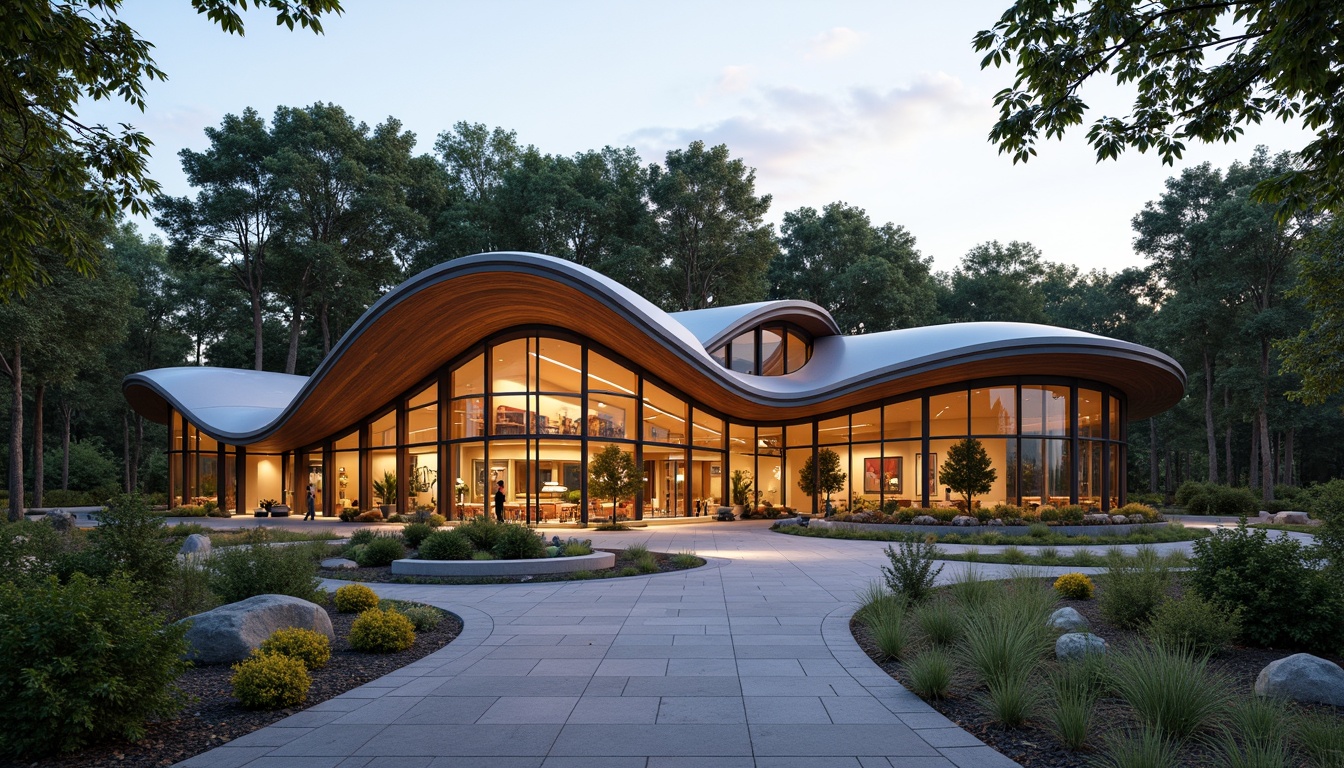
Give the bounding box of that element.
[1057,505,1086,524]
[1144,593,1241,657]
[634,553,659,574]
[259,627,331,670]
[493,524,546,560]
[905,648,952,699]
[1209,486,1257,517]
[560,538,593,556]
[880,537,944,602]
[355,510,384,523]
[210,534,322,604]
[912,599,963,647]
[348,528,377,547]
[349,608,416,653]
[230,651,310,709]
[1176,480,1213,508]
[622,543,650,559]
[618,566,640,576]
[0,519,80,588]
[458,516,503,551]
[670,551,701,569]
[384,602,444,632]
[1111,642,1229,741]
[358,536,407,567]
[0,574,188,758]
[419,529,474,560]
[1053,572,1095,600]
[338,507,359,522]
[1116,502,1161,522]
[402,522,434,549]
[1189,521,1344,651]
[1037,505,1059,523]
[1027,522,1052,538]
[84,493,176,597]
[334,584,381,613]
[159,555,220,621]
[1306,477,1344,573]
[472,551,496,560]
[1100,546,1170,628]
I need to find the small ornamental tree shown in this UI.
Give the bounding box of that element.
[588,445,645,524]
[939,437,997,513]
[798,448,847,514]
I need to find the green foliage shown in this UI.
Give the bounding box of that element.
[418,529,473,561]
[1094,729,1183,768]
[457,516,503,551]
[259,627,331,670]
[979,671,1040,728]
[1046,658,1106,751]
[357,536,406,567]
[1111,642,1230,742]
[911,598,963,648]
[1176,481,1212,508]
[1283,218,1344,405]
[938,438,997,512]
[633,553,659,574]
[492,523,546,560]
[334,583,380,613]
[959,581,1055,694]
[1053,572,1094,600]
[382,602,444,632]
[209,533,321,604]
[0,574,188,758]
[621,543,650,560]
[1305,478,1344,571]
[348,528,376,547]
[861,590,910,661]
[230,651,311,710]
[372,470,397,505]
[0,519,79,587]
[1189,521,1344,651]
[1209,697,1291,768]
[905,647,952,699]
[349,607,416,653]
[159,556,220,621]
[949,566,1000,611]
[880,537,944,602]
[729,469,753,506]
[1292,710,1344,768]
[670,551,702,569]
[1100,546,1170,629]
[84,493,175,597]
[1144,593,1241,658]
[588,445,645,521]
[402,522,434,549]
[797,448,846,503]
[560,538,593,556]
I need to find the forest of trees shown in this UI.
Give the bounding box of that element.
[2,102,1342,514]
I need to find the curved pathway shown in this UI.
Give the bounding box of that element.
[177,518,1286,768]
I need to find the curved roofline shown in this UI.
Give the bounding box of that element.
[124,252,1187,449]
[670,300,841,350]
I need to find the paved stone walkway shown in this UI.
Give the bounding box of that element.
[176,518,1266,768]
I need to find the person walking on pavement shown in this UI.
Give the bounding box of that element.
[304,483,316,520]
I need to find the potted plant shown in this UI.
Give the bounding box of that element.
[730,470,753,517]
[255,498,276,518]
[372,470,397,515]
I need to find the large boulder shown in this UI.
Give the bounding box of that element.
[911,515,938,525]
[1254,654,1344,707]
[1082,514,1111,525]
[951,515,979,526]
[179,533,211,558]
[179,594,333,664]
[1111,515,1129,525]
[320,557,358,569]
[1272,511,1310,525]
[1056,632,1107,661]
[44,510,77,532]
[1049,607,1088,632]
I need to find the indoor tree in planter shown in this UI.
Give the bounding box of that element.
[939,437,997,514]
[730,470,754,515]
[372,470,397,514]
[798,448,847,515]
[588,445,645,527]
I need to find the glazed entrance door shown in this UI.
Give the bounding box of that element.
[662,458,684,517]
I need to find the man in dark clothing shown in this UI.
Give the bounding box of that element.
[494,480,506,522]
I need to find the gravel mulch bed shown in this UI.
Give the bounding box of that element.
[23,595,462,768]
[318,548,704,584]
[852,576,1343,768]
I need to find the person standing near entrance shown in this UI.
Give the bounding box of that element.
[494,480,506,522]
[304,483,316,521]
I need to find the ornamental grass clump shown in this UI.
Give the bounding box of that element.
[231,651,310,710]
[1046,656,1107,751]
[259,627,331,670]
[949,565,1001,610]
[349,607,416,653]
[1207,697,1291,768]
[1053,572,1095,599]
[961,582,1054,729]
[402,522,434,549]
[670,551,701,568]
[1094,729,1182,768]
[1100,545,1170,628]
[380,599,445,632]
[855,582,910,660]
[1292,710,1344,768]
[1110,641,1229,742]
[905,647,952,699]
[334,583,380,613]
[912,598,963,648]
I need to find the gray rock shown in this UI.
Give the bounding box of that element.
[179,533,211,557]
[911,515,938,525]
[987,518,1005,527]
[1258,510,1273,522]
[1255,653,1344,706]
[321,557,358,569]
[1049,607,1088,632]
[1111,515,1129,524]
[179,594,334,664]
[1056,632,1107,661]
[1273,511,1310,525]
[1128,514,1146,524]
[951,515,979,526]
[43,510,76,532]
[1083,513,1111,525]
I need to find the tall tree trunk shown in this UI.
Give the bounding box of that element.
[1249,427,1260,489]
[123,412,132,493]
[321,301,332,358]
[1203,350,1218,484]
[1258,408,1273,503]
[1164,450,1173,501]
[1284,428,1294,488]
[132,414,143,492]
[31,383,43,508]
[285,301,304,375]
[61,402,72,490]
[1148,418,1158,494]
[250,289,264,371]
[1223,388,1233,485]
[6,342,23,521]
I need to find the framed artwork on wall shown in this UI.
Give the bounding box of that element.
[865,457,903,494]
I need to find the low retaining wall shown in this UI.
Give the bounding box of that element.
[803,519,1170,537]
[390,551,616,577]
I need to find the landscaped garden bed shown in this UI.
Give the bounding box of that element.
[321,544,704,584]
[775,518,1208,548]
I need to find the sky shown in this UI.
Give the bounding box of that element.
[78,0,1313,275]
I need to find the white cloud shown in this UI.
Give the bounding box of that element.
[807,27,863,59]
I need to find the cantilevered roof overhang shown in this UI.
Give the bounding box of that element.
[124,252,1186,452]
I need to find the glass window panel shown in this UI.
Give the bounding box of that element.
[586,442,637,522]
[760,327,784,376]
[370,449,397,510]
[451,442,487,515]
[195,428,218,453]
[1108,396,1121,440]
[642,381,687,444]
[493,394,531,436]
[728,423,754,457]
[881,441,919,501]
[757,427,782,507]
[334,453,360,512]
[971,387,1017,435]
[729,424,754,507]
[693,409,724,449]
[491,338,529,392]
[371,410,396,447]
[223,451,237,512]
[1078,389,1103,438]
[925,437,1011,510]
[729,331,755,374]
[195,452,219,501]
[821,445,850,513]
[589,395,632,439]
[786,446,814,513]
[850,408,881,443]
[929,391,968,436]
[408,446,438,510]
[1020,438,1071,507]
[171,411,184,444]
[537,395,582,436]
[883,399,921,440]
[818,414,848,444]
[452,353,484,398]
[1022,385,1070,436]
[334,429,358,451]
[1110,444,1121,509]
[785,329,810,373]
[786,422,811,449]
[409,382,437,409]
[407,405,438,444]
[451,397,484,439]
[244,454,282,512]
[853,443,881,504]
[690,450,724,511]
[588,350,637,395]
[536,337,581,393]
[1080,440,1102,506]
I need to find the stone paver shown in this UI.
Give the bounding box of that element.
[182,517,1273,767]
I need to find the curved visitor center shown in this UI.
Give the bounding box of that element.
[123,253,1185,523]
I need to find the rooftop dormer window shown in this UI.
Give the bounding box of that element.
[709,323,811,375]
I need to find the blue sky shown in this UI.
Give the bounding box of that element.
[81,1,1311,274]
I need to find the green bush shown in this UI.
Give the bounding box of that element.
[1053,572,1095,600]
[349,607,416,653]
[458,516,503,551]
[670,551,701,568]
[357,536,406,567]
[41,488,95,506]
[1111,642,1229,741]
[634,553,659,573]
[209,533,322,604]
[1100,546,1170,628]
[230,651,310,709]
[84,493,176,597]
[1176,480,1214,508]
[348,528,377,547]
[560,538,593,556]
[880,537,944,602]
[1306,477,1344,573]
[159,556,220,621]
[1144,593,1241,657]
[1057,505,1086,524]
[912,599,963,647]
[1209,486,1257,517]
[385,602,444,632]
[1116,502,1161,522]
[1189,521,1344,651]
[492,523,546,560]
[338,507,359,522]
[402,522,434,549]
[419,529,474,560]
[0,574,188,758]
[259,627,331,670]
[334,583,380,613]
[0,519,80,588]
[905,647,952,699]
